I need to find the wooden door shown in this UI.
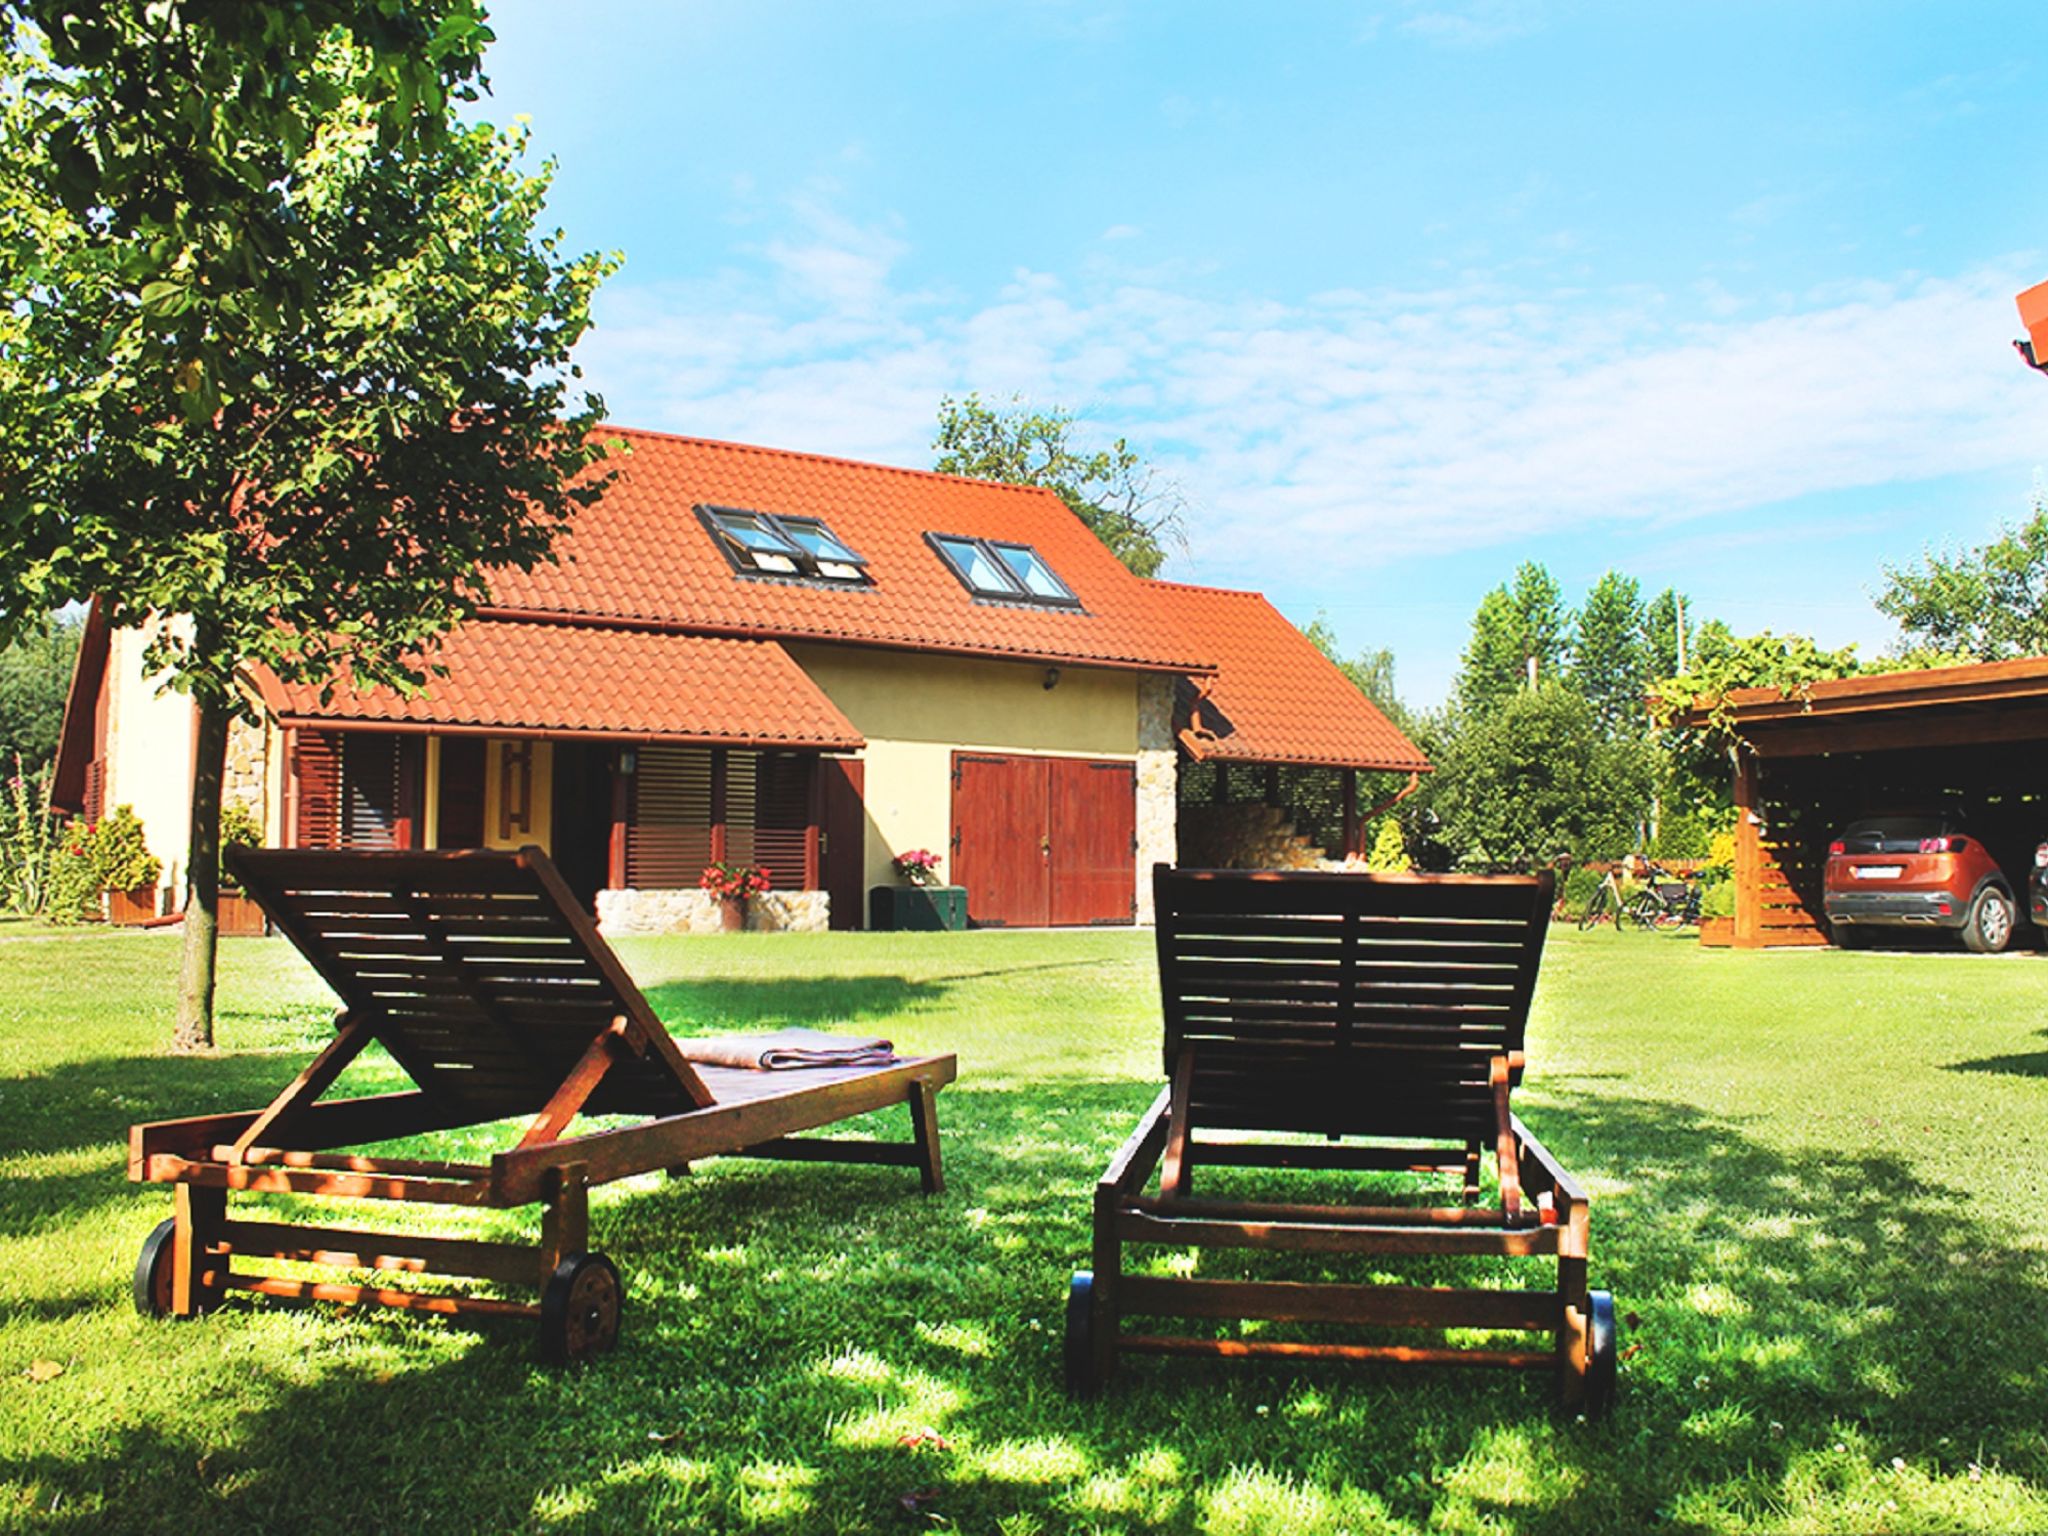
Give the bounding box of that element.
[436,737,487,847]
[1049,758,1136,925]
[819,756,866,931]
[951,753,1136,927]
[952,754,1050,927]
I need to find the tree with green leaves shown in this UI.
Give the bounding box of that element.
[1875,495,2048,660]
[0,611,80,771]
[1455,562,1570,714]
[0,25,615,1049]
[1641,587,1694,683]
[1427,681,1654,867]
[1569,570,1648,737]
[932,393,1184,577]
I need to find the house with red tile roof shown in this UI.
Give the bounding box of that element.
[54,428,1428,931]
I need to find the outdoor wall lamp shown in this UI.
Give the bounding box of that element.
[1044,667,1061,690]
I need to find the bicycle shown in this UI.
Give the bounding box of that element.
[1577,865,1630,931]
[1624,864,1702,930]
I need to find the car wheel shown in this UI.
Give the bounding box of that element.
[1962,888,2014,954]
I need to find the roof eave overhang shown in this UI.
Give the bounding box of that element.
[270,714,865,753]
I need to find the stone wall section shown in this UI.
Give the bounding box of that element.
[596,888,830,935]
[1134,674,1179,924]
[222,713,267,827]
[1176,802,1327,871]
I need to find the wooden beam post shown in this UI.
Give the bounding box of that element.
[1341,767,1358,858]
[1733,746,1762,947]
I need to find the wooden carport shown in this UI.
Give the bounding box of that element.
[1682,658,2048,948]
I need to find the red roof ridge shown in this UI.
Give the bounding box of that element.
[595,423,1070,504]
[1141,578,1276,601]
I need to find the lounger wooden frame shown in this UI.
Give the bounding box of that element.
[128,846,955,1360]
[1065,866,1616,1415]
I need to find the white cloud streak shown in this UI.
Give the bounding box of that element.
[574,201,2042,586]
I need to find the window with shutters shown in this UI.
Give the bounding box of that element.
[292,730,418,849]
[623,746,816,890]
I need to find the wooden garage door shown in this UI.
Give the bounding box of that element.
[951,753,1134,928]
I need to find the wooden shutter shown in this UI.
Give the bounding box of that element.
[753,752,813,892]
[294,730,342,848]
[625,746,714,886]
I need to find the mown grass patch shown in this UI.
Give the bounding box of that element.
[4,924,2048,1532]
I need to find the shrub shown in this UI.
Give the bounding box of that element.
[0,757,60,917]
[220,800,263,852]
[1559,865,1604,919]
[43,819,102,923]
[92,806,161,893]
[1701,880,1736,919]
[1362,819,1410,872]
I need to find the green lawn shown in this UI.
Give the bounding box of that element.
[6,924,2048,1533]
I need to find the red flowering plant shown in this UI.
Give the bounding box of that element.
[892,848,943,887]
[700,862,772,901]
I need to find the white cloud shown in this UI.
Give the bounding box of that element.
[575,203,2043,587]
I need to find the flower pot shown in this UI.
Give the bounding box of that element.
[217,891,268,937]
[718,896,745,933]
[106,885,158,926]
[1699,915,1735,948]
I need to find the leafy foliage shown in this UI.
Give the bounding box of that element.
[0,21,616,1045]
[0,753,58,914]
[1427,682,1655,866]
[1875,495,2048,660]
[1570,571,1648,737]
[1362,818,1410,872]
[0,609,80,770]
[0,2,492,444]
[932,394,1184,577]
[87,804,159,892]
[1455,562,1570,714]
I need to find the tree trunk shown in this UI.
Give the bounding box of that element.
[173,693,229,1052]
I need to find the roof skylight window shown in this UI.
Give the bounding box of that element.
[700,505,870,585]
[928,534,1080,607]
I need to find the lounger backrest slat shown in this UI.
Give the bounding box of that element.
[1153,866,1552,1142]
[228,846,713,1120]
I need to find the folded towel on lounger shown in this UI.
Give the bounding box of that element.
[679,1028,897,1071]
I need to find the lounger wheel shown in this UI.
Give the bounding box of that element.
[1581,1290,1618,1420]
[133,1217,217,1320]
[1064,1271,1098,1399]
[540,1252,622,1365]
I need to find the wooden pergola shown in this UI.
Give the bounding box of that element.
[1681,658,2048,947]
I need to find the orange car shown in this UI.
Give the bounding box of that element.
[1824,815,2017,952]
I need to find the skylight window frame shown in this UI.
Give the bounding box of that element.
[698,504,872,587]
[925,533,1083,609]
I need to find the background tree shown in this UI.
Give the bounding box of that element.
[0,611,80,772]
[1427,682,1653,868]
[1641,587,1694,682]
[1569,571,1648,737]
[1454,561,1570,714]
[1875,493,2048,660]
[932,393,1185,577]
[1,31,615,1049]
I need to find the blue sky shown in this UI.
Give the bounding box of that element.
[478,0,2048,706]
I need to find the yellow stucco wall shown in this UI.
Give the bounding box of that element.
[103,623,197,892]
[784,644,1140,901]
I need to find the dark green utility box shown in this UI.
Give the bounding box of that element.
[870,885,968,931]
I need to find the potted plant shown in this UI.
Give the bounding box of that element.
[217,801,267,936]
[1698,880,1736,946]
[700,861,771,932]
[95,806,162,925]
[872,849,967,931]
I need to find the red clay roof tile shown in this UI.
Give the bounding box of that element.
[1149,581,1432,772]
[252,619,862,749]
[483,428,1213,673]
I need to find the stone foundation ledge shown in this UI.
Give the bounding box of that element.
[596,888,830,935]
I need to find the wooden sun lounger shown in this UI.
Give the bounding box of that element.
[128,846,956,1363]
[1065,866,1617,1416]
